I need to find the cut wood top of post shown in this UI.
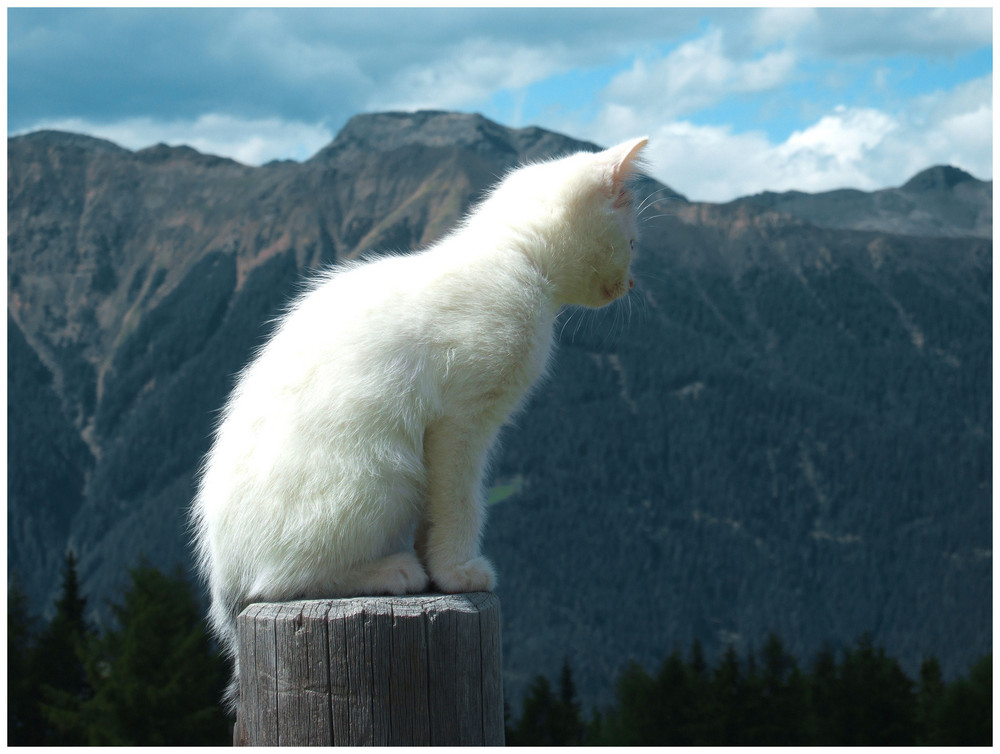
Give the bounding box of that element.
[239,591,498,621]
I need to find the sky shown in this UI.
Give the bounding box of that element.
[6,6,994,202]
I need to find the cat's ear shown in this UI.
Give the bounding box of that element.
[598,137,649,204]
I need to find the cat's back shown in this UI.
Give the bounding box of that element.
[293,240,550,351]
[227,239,554,435]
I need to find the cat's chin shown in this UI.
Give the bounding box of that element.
[598,276,632,305]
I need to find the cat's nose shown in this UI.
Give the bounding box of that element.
[628,276,634,290]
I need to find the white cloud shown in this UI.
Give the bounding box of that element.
[938,105,991,165]
[773,106,899,191]
[599,72,992,203]
[796,8,992,58]
[628,111,899,201]
[216,9,369,88]
[14,114,335,165]
[603,28,797,122]
[874,74,994,183]
[589,13,992,204]
[636,121,778,201]
[746,7,818,51]
[368,38,572,114]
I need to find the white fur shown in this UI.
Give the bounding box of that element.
[190,137,648,703]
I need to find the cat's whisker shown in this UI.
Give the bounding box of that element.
[635,192,680,218]
[637,186,675,215]
[573,307,586,341]
[557,308,577,343]
[634,267,666,280]
[638,202,678,223]
[640,212,675,223]
[601,300,623,348]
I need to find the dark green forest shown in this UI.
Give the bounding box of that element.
[8,554,991,746]
[506,641,992,746]
[8,555,230,746]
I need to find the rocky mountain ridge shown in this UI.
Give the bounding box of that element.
[733,163,991,239]
[7,111,992,709]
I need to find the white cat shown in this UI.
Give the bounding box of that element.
[191,136,648,703]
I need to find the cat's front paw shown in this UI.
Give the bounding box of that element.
[431,557,496,593]
[380,551,431,595]
[345,551,430,596]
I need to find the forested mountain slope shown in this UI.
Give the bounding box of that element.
[7,111,991,708]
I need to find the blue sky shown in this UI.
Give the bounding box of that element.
[7,7,993,201]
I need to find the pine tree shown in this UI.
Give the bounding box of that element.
[45,562,230,745]
[834,633,916,745]
[753,633,809,744]
[915,657,946,744]
[606,660,661,745]
[682,640,713,744]
[8,577,44,744]
[805,643,839,744]
[32,551,93,745]
[930,654,992,746]
[508,659,587,745]
[707,645,745,745]
[649,650,695,745]
[553,657,586,745]
[689,638,708,679]
[509,675,558,745]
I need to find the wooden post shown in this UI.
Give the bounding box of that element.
[233,592,504,746]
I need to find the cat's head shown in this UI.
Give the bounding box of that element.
[500,137,649,308]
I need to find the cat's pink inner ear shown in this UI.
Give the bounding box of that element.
[601,137,648,201]
[612,137,649,187]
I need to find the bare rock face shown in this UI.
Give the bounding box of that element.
[7,111,991,706]
[732,164,991,239]
[311,110,597,165]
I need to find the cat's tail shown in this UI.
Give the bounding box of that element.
[190,479,245,715]
[191,513,242,713]
[208,584,245,715]
[223,667,240,716]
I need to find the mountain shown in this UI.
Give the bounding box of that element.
[7,112,991,711]
[732,164,991,238]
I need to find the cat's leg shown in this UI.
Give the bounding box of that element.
[420,418,497,593]
[249,549,429,602]
[337,551,430,596]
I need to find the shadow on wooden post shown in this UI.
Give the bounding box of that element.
[233,592,504,746]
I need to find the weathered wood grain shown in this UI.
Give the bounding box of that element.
[274,601,332,745]
[235,592,503,746]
